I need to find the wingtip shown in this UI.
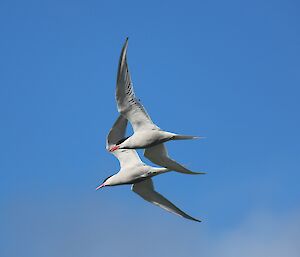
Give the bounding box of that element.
[121,38,129,59]
[124,37,129,47]
[189,217,201,222]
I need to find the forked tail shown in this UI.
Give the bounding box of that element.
[171,134,201,140]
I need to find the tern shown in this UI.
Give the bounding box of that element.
[96,114,201,222]
[109,38,200,152]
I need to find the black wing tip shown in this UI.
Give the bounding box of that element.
[188,216,201,222]
[184,214,201,222]
[124,37,129,48]
[121,38,129,57]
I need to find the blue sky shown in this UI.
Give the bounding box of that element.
[1,0,300,256]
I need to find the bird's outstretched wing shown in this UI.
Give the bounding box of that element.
[132,179,201,222]
[107,115,143,168]
[144,144,206,175]
[116,38,159,132]
[106,115,128,148]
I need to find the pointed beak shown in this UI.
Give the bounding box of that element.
[109,145,120,152]
[95,183,105,190]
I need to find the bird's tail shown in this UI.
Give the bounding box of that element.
[171,134,203,140]
[173,168,206,175]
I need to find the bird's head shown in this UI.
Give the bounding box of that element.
[96,175,114,190]
[108,137,130,152]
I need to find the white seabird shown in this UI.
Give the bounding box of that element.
[97,115,201,222]
[109,38,200,152]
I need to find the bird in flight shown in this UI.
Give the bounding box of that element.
[96,38,205,222]
[96,114,201,222]
[109,38,201,152]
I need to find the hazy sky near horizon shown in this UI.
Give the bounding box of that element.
[1,0,300,256]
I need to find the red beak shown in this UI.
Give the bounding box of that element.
[109,145,120,152]
[95,183,105,190]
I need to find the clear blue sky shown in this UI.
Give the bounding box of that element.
[1,0,300,256]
